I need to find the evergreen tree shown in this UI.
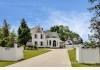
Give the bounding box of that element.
[1,19,10,47]
[18,19,31,46]
[0,19,15,47]
[2,19,10,37]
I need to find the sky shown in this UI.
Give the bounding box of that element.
[0,0,92,41]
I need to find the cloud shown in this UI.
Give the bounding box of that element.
[43,11,91,41]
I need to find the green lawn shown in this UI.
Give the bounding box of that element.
[24,48,50,59]
[68,48,100,67]
[0,48,50,67]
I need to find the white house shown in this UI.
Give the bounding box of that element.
[28,26,62,48]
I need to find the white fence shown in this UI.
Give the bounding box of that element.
[66,44,82,48]
[0,47,24,61]
[76,47,100,64]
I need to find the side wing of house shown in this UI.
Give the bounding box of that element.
[45,32,62,48]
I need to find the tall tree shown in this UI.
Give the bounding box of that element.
[88,0,100,46]
[0,19,10,47]
[2,19,10,37]
[0,20,16,47]
[18,19,31,46]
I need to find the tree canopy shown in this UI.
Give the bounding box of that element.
[88,0,100,47]
[48,25,83,43]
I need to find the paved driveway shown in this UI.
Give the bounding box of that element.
[7,49,71,67]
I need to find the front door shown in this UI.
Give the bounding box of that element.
[53,40,56,47]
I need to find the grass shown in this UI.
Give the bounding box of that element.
[0,48,50,67]
[68,48,100,67]
[0,61,17,67]
[24,48,50,59]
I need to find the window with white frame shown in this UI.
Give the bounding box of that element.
[40,41,43,46]
[35,34,37,38]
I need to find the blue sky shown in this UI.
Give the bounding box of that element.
[0,0,91,41]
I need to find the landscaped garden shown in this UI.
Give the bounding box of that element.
[0,18,51,67]
[0,48,50,67]
[68,48,100,67]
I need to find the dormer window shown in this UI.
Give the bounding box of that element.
[37,28,41,32]
[35,34,37,38]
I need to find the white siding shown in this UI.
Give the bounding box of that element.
[32,33,46,47]
[46,38,60,48]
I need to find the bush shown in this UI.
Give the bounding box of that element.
[33,45,38,50]
[83,41,96,48]
[21,45,26,48]
[0,33,15,47]
[0,39,6,47]
[0,37,9,47]
[25,45,33,50]
[7,34,14,47]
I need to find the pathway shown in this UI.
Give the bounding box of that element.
[7,49,71,67]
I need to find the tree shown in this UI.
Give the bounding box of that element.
[2,19,10,37]
[0,19,10,47]
[18,19,31,46]
[48,25,69,41]
[48,25,82,42]
[11,29,17,37]
[88,0,100,47]
[7,32,15,47]
[0,19,15,47]
[0,28,3,46]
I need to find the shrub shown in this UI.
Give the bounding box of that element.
[0,33,15,47]
[21,45,26,48]
[0,37,9,47]
[25,45,33,50]
[33,45,38,50]
[7,33,15,47]
[83,41,96,48]
[0,39,6,47]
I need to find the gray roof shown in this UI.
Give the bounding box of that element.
[31,26,43,33]
[45,32,59,38]
[31,26,60,38]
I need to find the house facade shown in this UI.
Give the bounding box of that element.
[30,26,62,48]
